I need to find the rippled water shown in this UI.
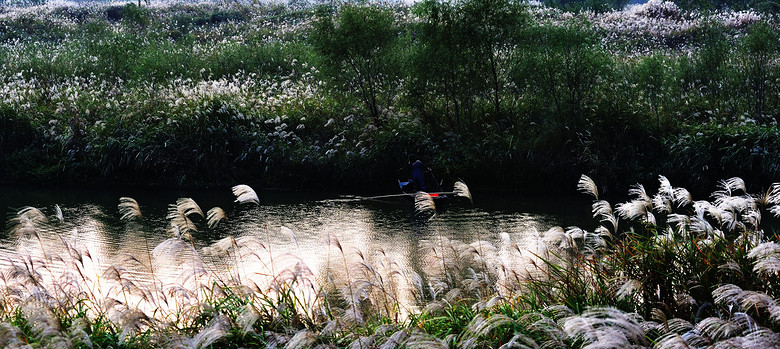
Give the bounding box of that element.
[0,185,592,267]
[0,184,593,319]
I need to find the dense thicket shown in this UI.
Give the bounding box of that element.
[1,1,779,194]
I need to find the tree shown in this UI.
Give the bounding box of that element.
[522,21,607,130]
[311,5,401,126]
[411,0,527,127]
[695,22,730,112]
[410,0,474,128]
[743,21,778,122]
[459,0,527,121]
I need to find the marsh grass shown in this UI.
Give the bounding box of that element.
[1,178,780,347]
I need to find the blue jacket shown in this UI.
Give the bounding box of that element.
[411,160,426,191]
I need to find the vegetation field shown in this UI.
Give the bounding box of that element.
[2,0,780,194]
[2,0,780,347]
[1,177,779,348]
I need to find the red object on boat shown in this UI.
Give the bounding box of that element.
[429,193,439,197]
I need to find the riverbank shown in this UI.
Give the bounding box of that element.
[2,1,780,196]
[1,176,778,347]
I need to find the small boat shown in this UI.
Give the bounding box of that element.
[398,180,450,201]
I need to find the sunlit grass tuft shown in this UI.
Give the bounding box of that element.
[1,176,780,347]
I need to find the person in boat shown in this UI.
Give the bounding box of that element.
[411,160,428,191]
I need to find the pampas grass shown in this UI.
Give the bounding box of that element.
[232,184,259,205]
[1,176,779,347]
[577,174,599,200]
[206,207,226,229]
[118,197,142,221]
[453,180,473,204]
[414,192,436,219]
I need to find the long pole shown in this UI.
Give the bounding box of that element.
[331,191,460,202]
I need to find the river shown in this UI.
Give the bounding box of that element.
[0,184,593,318]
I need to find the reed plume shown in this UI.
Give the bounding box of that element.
[453,180,472,203]
[577,174,599,199]
[206,207,226,228]
[414,192,436,219]
[166,198,204,239]
[118,197,142,221]
[232,184,259,205]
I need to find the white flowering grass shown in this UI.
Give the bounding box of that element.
[1,174,780,346]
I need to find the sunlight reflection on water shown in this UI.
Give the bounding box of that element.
[0,187,591,321]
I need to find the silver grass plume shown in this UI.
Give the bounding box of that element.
[379,329,410,349]
[748,242,780,277]
[616,199,654,224]
[0,322,29,348]
[414,192,436,219]
[713,177,747,199]
[118,197,142,221]
[280,226,299,247]
[628,183,651,204]
[232,184,259,205]
[738,291,777,312]
[285,329,317,349]
[237,304,261,333]
[655,333,690,349]
[710,329,780,348]
[615,279,643,301]
[713,284,744,307]
[206,207,226,229]
[10,206,48,236]
[498,334,539,349]
[53,204,63,223]
[189,314,230,348]
[652,192,673,214]
[453,180,473,203]
[355,326,400,349]
[404,333,449,349]
[653,176,691,212]
[562,307,649,347]
[696,317,742,341]
[673,187,692,208]
[694,200,722,223]
[658,175,673,198]
[592,200,617,233]
[461,314,516,346]
[768,182,780,205]
[577,174,599,200]
[167,198,204,236]
[519,311,567,347]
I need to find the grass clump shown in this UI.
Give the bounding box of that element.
[1,177,779,347]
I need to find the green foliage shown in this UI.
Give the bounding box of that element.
[410,0,475,128]
[3,2,780,194]
[634,53,668,126]
[518,21,608,130]
[122,3,151,27]
[410,0,527,127]
[666,124,780,194]
[742,21,779,120]
[310,4,401,125]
